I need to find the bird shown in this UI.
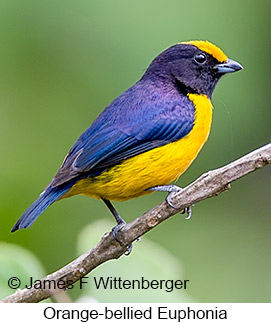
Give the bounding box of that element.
[12,40,243,242]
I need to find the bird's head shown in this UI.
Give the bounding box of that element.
[144,40,243,98]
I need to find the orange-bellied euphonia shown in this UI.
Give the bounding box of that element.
[12,40,242,238]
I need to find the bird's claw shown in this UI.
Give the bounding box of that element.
[181,206,192,220]
[112,222,133,256]
[146,184,193,219]
[166,190,181,209]
[124,244,133,255]
[166,188,193,220]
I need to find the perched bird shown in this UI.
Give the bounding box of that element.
[12,40,242,238]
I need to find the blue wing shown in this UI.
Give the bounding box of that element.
[51,83,195,187]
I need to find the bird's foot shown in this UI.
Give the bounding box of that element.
[112,220,133,255]
[102,198,133,255]
[147,184,193,220]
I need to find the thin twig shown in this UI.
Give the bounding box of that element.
[1,143,271,303]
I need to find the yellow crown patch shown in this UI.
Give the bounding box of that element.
[181,40,228,63]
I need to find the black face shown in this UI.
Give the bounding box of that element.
[144,44,225,98]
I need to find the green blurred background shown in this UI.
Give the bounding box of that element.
[0,0,270,302]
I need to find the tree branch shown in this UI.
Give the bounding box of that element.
[2,143,271,303]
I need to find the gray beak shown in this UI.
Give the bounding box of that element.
[215,58,243,74]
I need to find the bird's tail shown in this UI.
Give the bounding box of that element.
[11,184,71,232]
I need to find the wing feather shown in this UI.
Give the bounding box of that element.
[51,84,195,188]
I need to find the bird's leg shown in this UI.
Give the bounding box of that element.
[146,185,192,220]
[101,198,133,255]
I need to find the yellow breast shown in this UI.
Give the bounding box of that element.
[63,94,213,201]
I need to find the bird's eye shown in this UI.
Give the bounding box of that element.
[194,53,207,64]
